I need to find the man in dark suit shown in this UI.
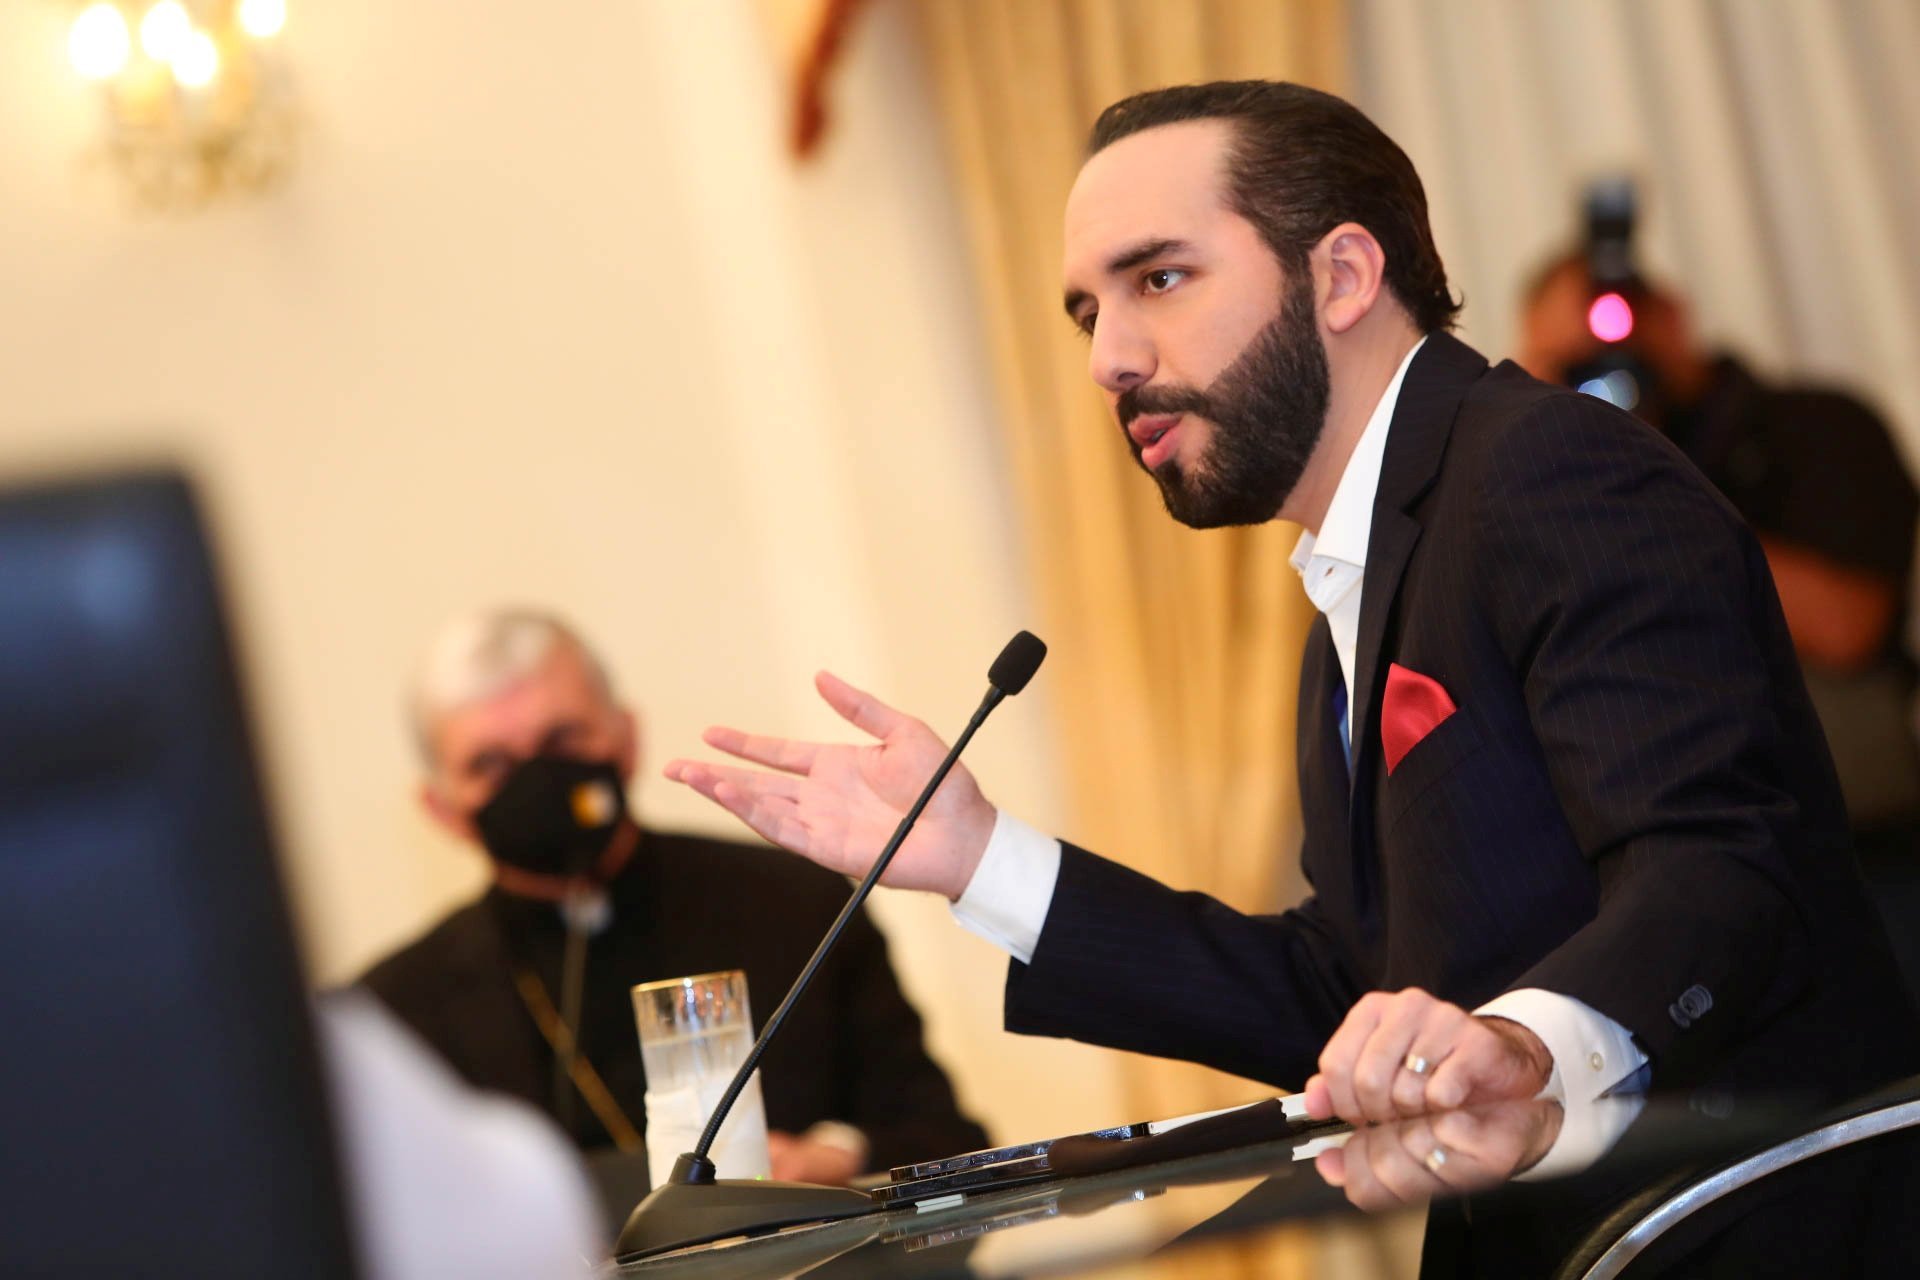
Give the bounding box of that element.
[359,609,985,1182]
[663,81,1919,1228]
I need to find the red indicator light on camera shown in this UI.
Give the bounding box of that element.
[1587,292,1634,343]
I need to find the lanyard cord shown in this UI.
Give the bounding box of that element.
[510,962,643,1153]
[553,918,588,1133]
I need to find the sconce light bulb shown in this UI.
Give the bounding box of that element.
[140,0,191,63]
[69,4,132,80]
[172,28,220,88]
[238,0,287,39]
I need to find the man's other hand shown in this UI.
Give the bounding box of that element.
[664,671,997,900]
[1302,988,1553,1125]
[767,1131,864,1186]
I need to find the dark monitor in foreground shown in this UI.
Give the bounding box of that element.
[0,471,356,1277]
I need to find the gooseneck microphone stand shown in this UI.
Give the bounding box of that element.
[614,632,1047,1260]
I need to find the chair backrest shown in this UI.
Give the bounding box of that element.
[1556,1075,1920,1280]
[0,471,358,1277]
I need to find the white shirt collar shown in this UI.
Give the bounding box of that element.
[1289,336,1428,579]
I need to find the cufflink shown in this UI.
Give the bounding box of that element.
[1669,983,1714,1029]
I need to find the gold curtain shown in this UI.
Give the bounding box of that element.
[912,0,1343,1126]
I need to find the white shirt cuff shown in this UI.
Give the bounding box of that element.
[1476,987,1650,1181]
[801,1121,870,1169]
[949,810,1061,965]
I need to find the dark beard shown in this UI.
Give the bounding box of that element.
[1117,274,1331,529]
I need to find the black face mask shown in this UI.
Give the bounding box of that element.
[474,755,628,880]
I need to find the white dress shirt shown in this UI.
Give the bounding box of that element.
[952,337,1648,1161]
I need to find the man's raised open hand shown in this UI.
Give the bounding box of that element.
[663,671,997,900]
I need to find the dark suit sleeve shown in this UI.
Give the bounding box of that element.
[1004,843,1365,1087]
[1470,395,1818,1075]
[817,907,989,1170]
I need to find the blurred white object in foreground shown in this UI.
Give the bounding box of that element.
[315,990,603,1279]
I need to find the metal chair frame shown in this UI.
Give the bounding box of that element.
[1574,1095,1920,1279]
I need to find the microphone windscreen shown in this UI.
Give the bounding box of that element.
[988,631,1047,696]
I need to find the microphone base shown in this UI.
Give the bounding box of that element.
[613,1173,877,1260]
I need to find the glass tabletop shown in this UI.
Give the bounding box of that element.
[609,1080,1920,1279]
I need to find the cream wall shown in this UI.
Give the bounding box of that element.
[0,1,1132,1145]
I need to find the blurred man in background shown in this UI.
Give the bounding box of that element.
[1517,251,1920,863]
[357,609,985,1183]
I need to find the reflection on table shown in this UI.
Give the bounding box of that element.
[613,1079,1920,1279]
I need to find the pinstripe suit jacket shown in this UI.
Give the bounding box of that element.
[1006,332,1919,1105]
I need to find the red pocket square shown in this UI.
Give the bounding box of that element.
[1382,663,1457,775]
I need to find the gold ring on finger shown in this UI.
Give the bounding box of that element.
[1423,1144,1450,1174]
[1403,1053,1431,1076]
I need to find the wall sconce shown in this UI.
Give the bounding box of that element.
[66,0,296,209]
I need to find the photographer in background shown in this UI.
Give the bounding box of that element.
[1518,188,1920,989]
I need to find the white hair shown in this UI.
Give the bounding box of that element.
[408,608,614,769]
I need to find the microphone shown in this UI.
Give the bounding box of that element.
[987,629,1046,697]
[614,632,1047,1260]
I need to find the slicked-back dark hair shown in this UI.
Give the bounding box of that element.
[1087,81,1462,333]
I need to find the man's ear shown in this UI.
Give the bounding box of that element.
[420,779,478,844]
[1315,222,1389,336]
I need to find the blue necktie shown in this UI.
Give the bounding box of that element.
[1332,677,1351,773]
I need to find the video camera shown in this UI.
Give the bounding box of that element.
[1564,177,1663,417]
